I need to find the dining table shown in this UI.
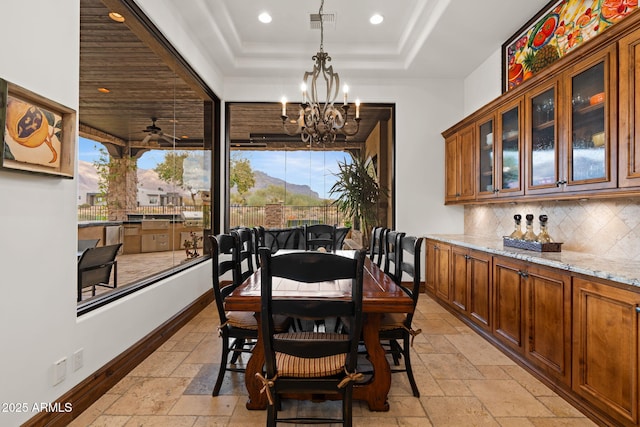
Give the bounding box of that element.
[223,250,415,412]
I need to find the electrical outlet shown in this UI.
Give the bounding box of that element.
[53,358,66,385]
[72,348,84,371]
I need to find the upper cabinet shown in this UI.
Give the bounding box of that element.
[477,99,524,199]
[619,27,640,188]
[442,12,639,205]
[445,124,475,203]
[562,46,617,192]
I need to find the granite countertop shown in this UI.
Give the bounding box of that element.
[425,234,640,288]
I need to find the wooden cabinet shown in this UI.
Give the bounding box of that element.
[451,246,492,331]
[427,238,640,425]
[572,277,640,427]
[524,262,572,386]
[619,27,640,188]
[493,256,571,384]
[561,45,617,192]
[441,14,636,204]
[493,257,525,352]
[445,124,475,203]
[425,239,451,301]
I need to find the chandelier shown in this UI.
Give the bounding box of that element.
[281,0,361,144]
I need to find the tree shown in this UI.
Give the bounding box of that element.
[230,153,255,204]
[155,151,189,188]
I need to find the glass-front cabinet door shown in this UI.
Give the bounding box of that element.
[564,47,616,191]
[496,100,523,197]
[477,115,495,198]
[526,83,559,194]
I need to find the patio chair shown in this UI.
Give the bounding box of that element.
[77,243,122,302]
[77,238,100,253]
[257,248,366,426]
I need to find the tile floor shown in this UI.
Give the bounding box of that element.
[69,294,596,426]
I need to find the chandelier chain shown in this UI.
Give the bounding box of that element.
[280,0,361,145]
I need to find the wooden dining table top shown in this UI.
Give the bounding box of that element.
[224,251,414,314]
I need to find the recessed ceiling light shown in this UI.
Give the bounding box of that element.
[370,14,384,25]
[258,12,272,24]
[108,12,125,23]
[97,87,110,93]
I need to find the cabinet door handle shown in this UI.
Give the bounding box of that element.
[636,307,640,313]
[518,270,529,278]
[556,180,567,187]
[493,188,500,193]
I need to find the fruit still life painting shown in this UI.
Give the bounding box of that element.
[4,95,62,168]
[505,0,637,91]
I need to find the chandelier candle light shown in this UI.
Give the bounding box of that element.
[281,0,361,144]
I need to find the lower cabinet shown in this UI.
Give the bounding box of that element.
[451,246,492,331]
[425,239,451,301]
[425,240,638,425]
[573,277,640,427]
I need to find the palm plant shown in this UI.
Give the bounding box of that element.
[329,152,384,246]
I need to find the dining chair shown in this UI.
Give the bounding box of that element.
[335,226,351,250]
[77,243,122,302]
[368,226,387,266]
[378,235,424,397]
[257,248,366,427]
[383,230,406,285]
[303,223,337,252]
[231,227,255,285]
[252,226,265,268]
[209,234,289,396]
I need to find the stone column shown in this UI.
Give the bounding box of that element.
[107,157,138,221]
[265,203,284,228]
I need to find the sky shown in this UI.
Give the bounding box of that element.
[79,137,350,197]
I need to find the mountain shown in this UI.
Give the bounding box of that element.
[249,170,319,198]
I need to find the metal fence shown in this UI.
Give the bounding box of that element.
[78,204,348,228]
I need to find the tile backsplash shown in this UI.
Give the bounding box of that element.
[464,197,640,261]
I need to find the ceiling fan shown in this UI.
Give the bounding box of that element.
[141,117,180,144]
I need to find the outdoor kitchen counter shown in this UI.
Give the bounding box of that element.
[425,234,640,288]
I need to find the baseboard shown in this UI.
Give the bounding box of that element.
[22,290,214,427]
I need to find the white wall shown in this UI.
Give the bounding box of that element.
[0,2,212,425]
[464,47,503,116]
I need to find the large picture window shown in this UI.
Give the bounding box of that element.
[76,0,218,309]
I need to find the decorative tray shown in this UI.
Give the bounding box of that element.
[503,236,562,252]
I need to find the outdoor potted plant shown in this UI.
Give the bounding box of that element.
[329,152,384,248]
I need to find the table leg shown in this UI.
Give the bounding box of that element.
[245,317,267,410]
[354,312,390,411]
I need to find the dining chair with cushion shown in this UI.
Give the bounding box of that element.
[210,234,291,397]
[303,223,337,252]
[77,243,122,302]
[257,248,366,427]
[253,226,265,268]
[383,230,406,285]
[378,235,423,397]
[368,226,387,267]
[335,226,351,250]
[231,227,255,285]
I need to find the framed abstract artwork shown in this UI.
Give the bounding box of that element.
[502,0,638,92]
[0,78,76,177]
